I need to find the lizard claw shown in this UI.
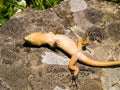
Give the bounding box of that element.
[72,75,77,81]
[70,74,79,88]
[69,70,80,88]
[72,74,78,81]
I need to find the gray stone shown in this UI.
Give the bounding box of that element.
[53,86,69,90]
[0,77,11,90]
[69,0,88,12]
[73,11,92,30]
[42,52,69,65]
[101,68,120,90]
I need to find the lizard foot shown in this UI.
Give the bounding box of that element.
[69,71,80,88]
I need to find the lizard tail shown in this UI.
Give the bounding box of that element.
[77,52,120,67]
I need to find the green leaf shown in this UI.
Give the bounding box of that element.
[0,18,8,26]
[53,0,59,5]
[7,1,25,10]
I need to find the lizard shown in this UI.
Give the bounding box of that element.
[24,32,120,79]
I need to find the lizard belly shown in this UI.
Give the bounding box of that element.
[55,35,78,55]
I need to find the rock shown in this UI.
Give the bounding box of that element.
[0,0,119,90]
[0,77,11,90]
[53,86,69,90]
[42,52,69,65]
[69,0,88,12]
[101,68,120,90]
[73,11,92,30]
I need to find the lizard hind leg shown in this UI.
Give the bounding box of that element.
[68,54,79,80]
[70,67,80,89]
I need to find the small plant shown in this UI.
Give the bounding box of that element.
[103,0,120,4]
[0,0,26,26]
[0,0,63,26]
[25,0,63,9]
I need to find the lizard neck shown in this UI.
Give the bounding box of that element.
[44,32,56,47]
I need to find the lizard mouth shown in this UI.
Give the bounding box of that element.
[23,36,27,41]
[23,36,33,45]
[23,36,29,42]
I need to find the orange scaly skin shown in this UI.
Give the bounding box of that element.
[24,32,120,78]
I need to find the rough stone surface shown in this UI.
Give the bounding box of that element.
[69,0,88,12]
[42,52,69,65]
[101,68,120,90]
[0,0,119,90]
[53,86,69,90]
[0,77,11,90]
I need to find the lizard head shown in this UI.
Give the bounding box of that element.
[24,32,44,46]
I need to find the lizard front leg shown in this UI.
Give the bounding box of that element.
[82,36,90,45]
[77,36,90,51]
